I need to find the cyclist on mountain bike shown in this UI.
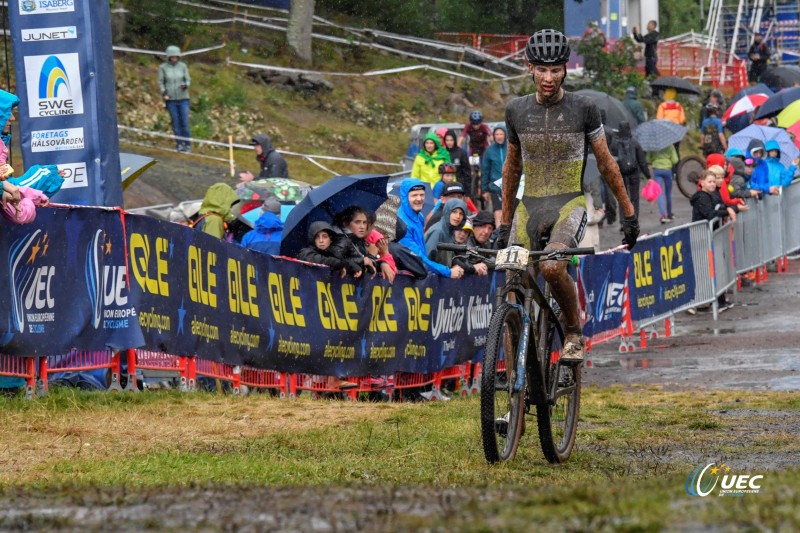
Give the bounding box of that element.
[458,110,492,160]
[496,29,639,364]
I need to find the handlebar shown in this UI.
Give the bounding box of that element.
[437,243,596,258]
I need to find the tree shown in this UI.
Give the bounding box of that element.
[287,0,315,64]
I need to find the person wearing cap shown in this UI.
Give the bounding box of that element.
[397,178,464,279]
[481,125,507,227]
[159,45,192,153]
[470,210,497,248]
[240,134,289,181]
[451,220,490,276]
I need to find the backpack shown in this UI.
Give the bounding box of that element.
[616,138,638,175]
[702,121,724,156]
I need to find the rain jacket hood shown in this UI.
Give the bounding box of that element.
[199,183,239,221]
[165,45,182,58]
[0,89,19,129]
[418,131,451,167]
[746,139,766,157]
[764,140,781,154]
[424,199,467,258]
[625,86,638,99]
[397,178,450,277]
[307,221,337,242]
[254,211,284,234]
[252,134,275,154]
[618,121,632,138]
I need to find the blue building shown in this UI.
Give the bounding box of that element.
[564,0,660,39]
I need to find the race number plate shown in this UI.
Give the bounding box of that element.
[495,246,529,271]
[469,154,480,166]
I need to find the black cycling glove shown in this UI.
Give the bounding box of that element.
[621,215,640,250]
[495,224,512,249]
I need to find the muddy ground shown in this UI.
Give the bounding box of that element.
[4,155,798,531]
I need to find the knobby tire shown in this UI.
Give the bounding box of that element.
[480,302,526,463]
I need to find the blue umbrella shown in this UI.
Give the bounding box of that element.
[754,87,800,119]
[726,84,775,134]
[280,174,389,257]
[728,124,800,168]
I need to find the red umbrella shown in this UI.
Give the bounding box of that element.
[787,121,800,150]
[722,93,770,121]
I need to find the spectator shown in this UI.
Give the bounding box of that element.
[411,131,451,188]
[0,178,47,224]
[425,182,476,230]
[633,20,660,78]
[647,143,679,223]
[397,178,464,279]
[451,220,490,276]
[623,86,646,125]
[692,169,741,224]
[746,140,776,196]
[159,45,192,153]
[194,183,240,239]
[470,210,496,248]
[433,163,457,199]
[297,221,356,277]
[481,125,507,227]
[240,206,284,255]
[612,121,651,220]
[656,88,686,126]
[764,140,798,189]
[747,34,771,84]
[424,198,467,263]
[458,110,492,159]
[725,148,760,201]
[700,103,727,156]
[707,164,743,207]
[365,229,397,275]
[240,134,289,181]
[332,205,395,283]
[442,129,472,196]
[699,90,725,128]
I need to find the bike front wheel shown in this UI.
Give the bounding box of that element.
[535,287,581,464]
[676,155,705,199]
[480,302,526,463]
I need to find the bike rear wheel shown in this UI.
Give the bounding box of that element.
[676,155,705,199]
[480,302,526,463]
[535,287,581,464]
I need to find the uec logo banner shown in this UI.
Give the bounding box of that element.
[0,207,141,355]
[579,253,630,337]
[628,228,696,321]
[123,213,493,375]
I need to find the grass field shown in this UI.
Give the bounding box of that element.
[1,386,798,530]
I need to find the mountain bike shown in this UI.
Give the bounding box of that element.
[438,242,595,464]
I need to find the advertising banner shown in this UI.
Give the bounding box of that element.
[579,252,630,337]
[628,228,696,321]
[9,0,123,206]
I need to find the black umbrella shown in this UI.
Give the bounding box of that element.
[280,174,390,257]
[574,89,637,132]
[633,119,688,152]
[649,76,702,96]
[754,87,800,119]
[760,66,800,91]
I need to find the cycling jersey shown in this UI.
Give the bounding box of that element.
[504,91,604,249]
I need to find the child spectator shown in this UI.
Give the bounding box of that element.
[240,208,284,255]
[425,182,477,230]
[707,165,743,207]
[411,132,451,188]
[433,163,457,199]
[746,140,775,196]
[725,148,760,201]
[297,221,359,277]
[481,125,507,227]
[764,140,798,190]
[450,220,490,276]
[691,169,741,224]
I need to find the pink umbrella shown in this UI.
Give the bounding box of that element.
[787,121,800,150]
[722,93,770,121]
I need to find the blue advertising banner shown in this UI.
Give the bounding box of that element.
[579,252,630,337]
[0,207,140,354]
[9,0,123,206]
[628,229,696,321]
[0,206,495,375]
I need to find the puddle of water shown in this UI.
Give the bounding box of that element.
[620,358,674,370]
[767,376,800,391]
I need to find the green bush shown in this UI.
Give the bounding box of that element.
[575,24,645,97]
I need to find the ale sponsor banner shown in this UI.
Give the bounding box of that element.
[9,0,123,206]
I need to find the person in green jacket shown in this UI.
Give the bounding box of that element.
[159,45,192,153]
[647,144,679,223]
[411,131,451,188]
[195,183,240,239]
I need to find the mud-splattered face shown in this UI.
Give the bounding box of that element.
[528,63,565,100]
